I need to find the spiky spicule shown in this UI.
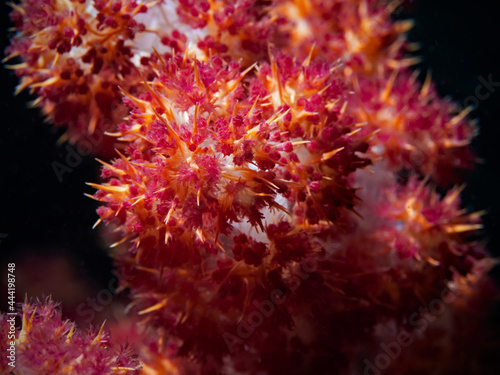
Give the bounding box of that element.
[4,0,497,374]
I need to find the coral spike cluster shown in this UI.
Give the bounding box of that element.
[5,0,166,152]
[3,0,498,374]
[1,298,140,374]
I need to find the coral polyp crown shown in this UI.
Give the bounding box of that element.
[5,0,161,150]
[94,49,370,250]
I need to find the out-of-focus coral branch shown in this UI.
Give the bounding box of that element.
[1,297,141,374]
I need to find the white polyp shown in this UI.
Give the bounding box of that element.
[132,0,208,65]
[371,144,385,155]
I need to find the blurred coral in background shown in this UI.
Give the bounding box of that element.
[1,0,499,374]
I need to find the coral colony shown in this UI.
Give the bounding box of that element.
[1,0,498,374]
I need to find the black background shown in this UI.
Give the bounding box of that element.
[0,0,499,341]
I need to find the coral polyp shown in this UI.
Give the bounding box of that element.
[5,0,162,152]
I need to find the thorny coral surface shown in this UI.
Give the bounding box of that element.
[2,0,498,374]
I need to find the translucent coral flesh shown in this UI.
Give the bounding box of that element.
[4,0,496,374]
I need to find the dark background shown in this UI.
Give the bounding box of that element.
[0,0,499,330]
